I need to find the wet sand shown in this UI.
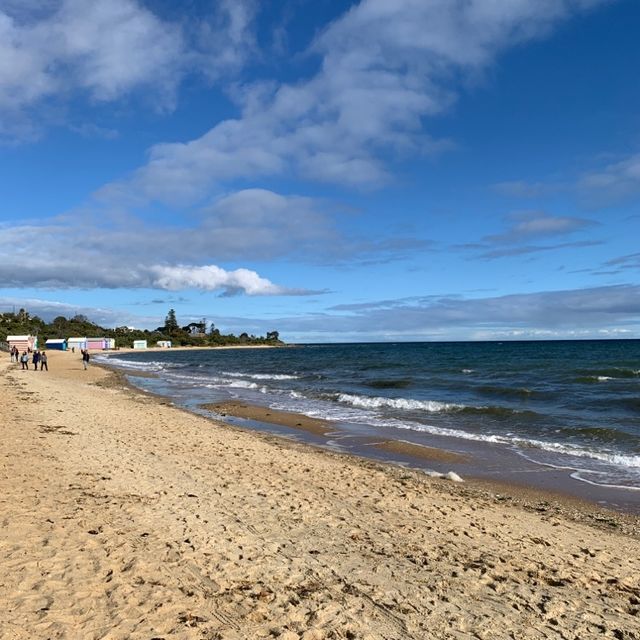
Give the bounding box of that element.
[204,402,469,465]
[203,400,338,437]
[1,350,640,639]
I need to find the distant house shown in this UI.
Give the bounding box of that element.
[67,337,87,351]
[156,340,172,348]
[133,340,148,349]
[7,335,37,351]
[45,338,67,351]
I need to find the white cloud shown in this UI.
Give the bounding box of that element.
[0,1,182,107]
[0,0,257,139]
[0,187,368,292]
[149,265,304,296]
[102,0,607,205]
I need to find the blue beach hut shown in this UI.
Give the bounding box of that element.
[45,338,67,351]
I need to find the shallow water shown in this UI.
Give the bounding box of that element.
[99,340,640,511]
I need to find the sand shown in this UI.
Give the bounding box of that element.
[1,350,640,639]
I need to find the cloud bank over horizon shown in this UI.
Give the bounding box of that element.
[5,284,638,342]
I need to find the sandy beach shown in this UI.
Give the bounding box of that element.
[1,350,640,639]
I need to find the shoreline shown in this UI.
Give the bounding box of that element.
[3,350,640,638]
[100,355,640,527]
[103,352,640,515]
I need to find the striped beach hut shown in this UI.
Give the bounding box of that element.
[45,338,67,350]
[7,335,38,351]
[67,337,87,351]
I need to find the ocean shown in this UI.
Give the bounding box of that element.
[99,340,640,511]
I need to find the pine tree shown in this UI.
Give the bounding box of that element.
[165,309,179,333]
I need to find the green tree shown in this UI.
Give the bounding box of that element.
[164,309,179,333]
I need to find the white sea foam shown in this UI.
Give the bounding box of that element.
[513,439,640,469]
[569,472,640,491]
[336,393,464,412]
[596,376,613,381]
[98,356,165,372]
[462,369,474,374]
[227,380,261,389]
[221,371,300,380]
[364,418,640,470]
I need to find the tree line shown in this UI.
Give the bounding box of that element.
[0,308,282,349]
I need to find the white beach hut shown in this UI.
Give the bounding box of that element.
[133,340,148,349]
[156,340,172,348]
[67,337,87,351]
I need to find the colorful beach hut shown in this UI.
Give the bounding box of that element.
[67,337,87,351]
[7,335,38,351]
[133,340,148,349]
[45,338,67,351]
[86,337,108,350]
[85,337,116,350]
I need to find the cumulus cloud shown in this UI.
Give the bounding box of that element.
[149,265,308,296]
[101,0,606,205]
[1,185,415,291]
[0,0,257,139]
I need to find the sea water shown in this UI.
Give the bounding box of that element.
[99,340,640,508]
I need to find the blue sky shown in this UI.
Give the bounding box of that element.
[1,0,639,342]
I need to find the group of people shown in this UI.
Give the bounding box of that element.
[9,345,91,370]
[10,346,47,371]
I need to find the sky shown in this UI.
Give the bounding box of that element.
[0,0,639,342]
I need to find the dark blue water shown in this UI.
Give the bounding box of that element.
[100,340,640,496]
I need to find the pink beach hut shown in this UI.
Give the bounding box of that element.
[7,335,38,351]
[86,337,108,350]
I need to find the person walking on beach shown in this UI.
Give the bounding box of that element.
[32,350,40,370]
[82,349,90,370]
[40,351,48,371]
[20,351,28,370]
